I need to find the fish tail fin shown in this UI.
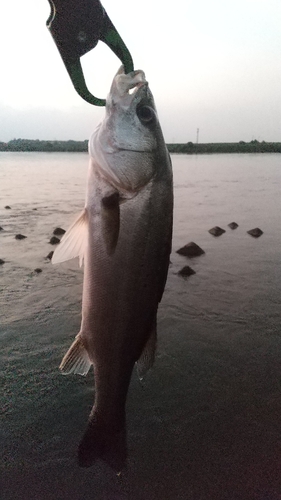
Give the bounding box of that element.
[78,411,127,471]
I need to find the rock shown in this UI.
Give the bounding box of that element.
[0,259,5,265]
[49,236,60,245]
[5,206,11,209]
[15,234,27,240]
[247,228,263,238]
[53,227,66,236]
[46,251,54,260]
[178,266,196,278]
[228,222,239,230]
[34,268,42,273]
[176,242,205,258]
[208,226,226,236]
[32,208,37,211]
[0,226,3,231]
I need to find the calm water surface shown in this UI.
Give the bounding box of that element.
[1,152,281,499]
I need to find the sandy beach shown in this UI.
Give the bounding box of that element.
[2,304,281,499]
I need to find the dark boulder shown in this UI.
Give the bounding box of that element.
[247,228,263,238]
[0,259,5,265]
[49,236,60,245]
[178,266,196,278]
[5,206,11,209]
[46,251,54,260]
[176,242,205,258]
[15,234,27,240]
[34,268,42,273]
[208,226,226,236]
[228,222,239,230]
[0,226,3,231]
[53,227,66,236]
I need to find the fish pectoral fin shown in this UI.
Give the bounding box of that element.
[136,318,157,380]
[52,209,88,267]
[59,334,92,376]
[101,192,120,255]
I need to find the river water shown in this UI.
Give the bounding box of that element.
[1,152,281,499]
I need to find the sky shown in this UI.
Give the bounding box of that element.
[1,0,281,143]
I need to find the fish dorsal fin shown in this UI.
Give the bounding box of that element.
[52,209,88,267]
[136,318,157,380]
[59,334,92,376]
[101,192,120,255]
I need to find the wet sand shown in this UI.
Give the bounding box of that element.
[2,295,281,500]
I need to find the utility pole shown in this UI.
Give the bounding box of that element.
[196,128,199,144]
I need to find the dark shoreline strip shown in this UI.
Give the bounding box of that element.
[1,140,281,154]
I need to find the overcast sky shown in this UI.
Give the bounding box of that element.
[1,0,281,143]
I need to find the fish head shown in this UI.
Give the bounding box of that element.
[106,67,157,151]
[89,67,168,192]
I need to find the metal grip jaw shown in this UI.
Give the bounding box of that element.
[47,0,134,105]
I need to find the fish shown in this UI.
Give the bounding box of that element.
[52,67,173,470]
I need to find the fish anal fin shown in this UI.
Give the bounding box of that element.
[101,192,120,255]
[59,334,92,376]
[136,319,157,380]
[52,209,88,267]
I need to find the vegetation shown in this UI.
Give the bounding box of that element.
[0,138,281,154]
[0,139,88,152]
[167,140,281,154]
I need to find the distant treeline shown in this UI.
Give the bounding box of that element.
[167,141,281,154]
[0,139,88,152]
[1,138,281,154]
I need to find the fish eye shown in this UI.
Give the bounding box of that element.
[136,105,155,124]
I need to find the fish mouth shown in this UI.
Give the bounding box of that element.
[110,68,148,104]
[128,81,146,95]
